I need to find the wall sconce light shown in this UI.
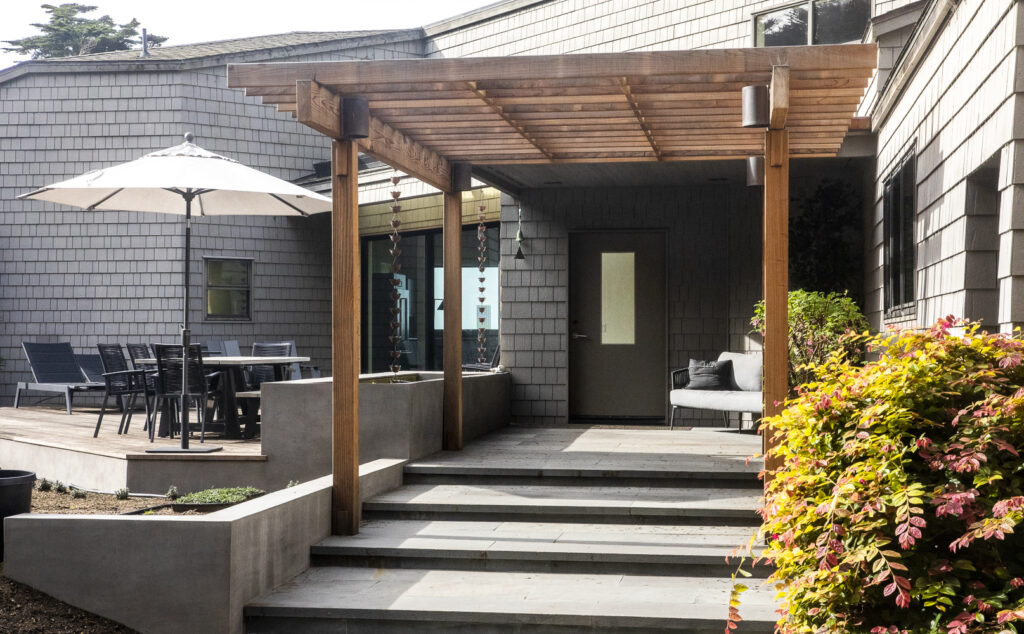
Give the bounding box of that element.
[746,156,765,187]
[741,85,769,128]
[514,206,526,260]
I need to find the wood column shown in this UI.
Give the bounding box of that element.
[762,128,789,469]
[442,190,464,450]
[331,139,360,535]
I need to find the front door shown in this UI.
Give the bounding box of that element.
[569,231,666,420]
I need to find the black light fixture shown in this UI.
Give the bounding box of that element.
[514,206,526,260]
[741,85,769,128]
[746,156,765,187]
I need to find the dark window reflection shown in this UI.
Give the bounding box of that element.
[813,0,871,44]
[756,5,808,47]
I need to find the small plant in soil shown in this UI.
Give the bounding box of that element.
[36,478,51,492]
[53,481,67,494]
[71,488,86,499]
[177,486,264,505]
[287,480,299,488]
[113,487,129,500]
[165,485,180,500]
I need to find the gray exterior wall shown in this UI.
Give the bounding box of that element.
[425,0,915,57]
[0,37,424,400]
[869,0,1023,331]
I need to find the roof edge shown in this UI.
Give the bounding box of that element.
[424,0,550,37]
[0,29,424,85]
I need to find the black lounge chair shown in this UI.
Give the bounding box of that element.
[14,342,105,414]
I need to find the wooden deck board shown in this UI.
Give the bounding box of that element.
[0,406,262,460]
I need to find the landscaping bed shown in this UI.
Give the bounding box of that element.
[0,565,136,633]
[30,489,158,515]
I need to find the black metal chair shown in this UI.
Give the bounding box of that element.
[15,342,105,414]
[94,344,151,438]
[250,342,293,387]
[153,344,215,443]
[125,343,154,370]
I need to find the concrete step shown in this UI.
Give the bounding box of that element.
[311,519,767,577]
[362,483,763,526]
[244,566,776,633]
[402,462,762,489]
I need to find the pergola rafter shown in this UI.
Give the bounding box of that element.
[227,43,878,534]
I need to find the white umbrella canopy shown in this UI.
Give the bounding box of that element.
[19,136,332,216]
[17,133,333,452]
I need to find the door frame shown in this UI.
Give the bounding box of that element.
[566,228,670,423]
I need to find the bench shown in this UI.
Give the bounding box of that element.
[669,351,762,429]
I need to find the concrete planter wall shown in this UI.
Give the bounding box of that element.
[260,371,511,489]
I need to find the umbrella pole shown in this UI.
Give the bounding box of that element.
[180,194,192,449]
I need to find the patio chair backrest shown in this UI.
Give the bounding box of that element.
[223,340,241,356]
[98,343,141,395]
[98,344,129,374]
[251,342,292,386]
[126,343,153,370]
[22,342,87,384]
[75,354,105,383]
[153,344,206,396]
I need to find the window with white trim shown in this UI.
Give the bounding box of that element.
[205,258,252,321]
[754,0,871,47]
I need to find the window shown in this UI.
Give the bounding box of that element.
[755,0,870,47]
[205,258,252,320]
[883,152,916,311]
[362,224,500,373]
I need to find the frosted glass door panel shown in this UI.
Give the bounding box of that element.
[601,252,635,344]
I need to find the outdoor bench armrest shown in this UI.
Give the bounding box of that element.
[671,368,689,390]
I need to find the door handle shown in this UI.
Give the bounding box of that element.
[571,332,590,340]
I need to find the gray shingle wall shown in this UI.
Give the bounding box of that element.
[427,0,898,57]
[869,0,1020,331]
[0,40,421,401]
[498,186,764,426]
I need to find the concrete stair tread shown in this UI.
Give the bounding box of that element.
[245,566,777,627]
[313,519,761,563]
[364,483,762,518]
[403,462,759,480]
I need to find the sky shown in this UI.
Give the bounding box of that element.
[0,0,500,70]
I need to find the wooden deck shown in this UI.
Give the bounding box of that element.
[0,406,262,460]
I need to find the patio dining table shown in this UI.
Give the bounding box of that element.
[138,355,308,439]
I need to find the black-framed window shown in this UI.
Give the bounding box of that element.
[205,258,253,321]
[883,152,916,311]
[362,223,500,373]
[754,0,870,47]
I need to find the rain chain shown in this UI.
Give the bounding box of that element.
[476,204,488,364]
[388,175,403,380]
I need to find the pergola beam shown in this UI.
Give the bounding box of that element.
[769,66,790,130]
[294,80,453,192]
[617,77,662,160]
[466,81,553,159]
[227,46,877,88]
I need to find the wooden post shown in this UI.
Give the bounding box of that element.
[331,139,360,535]
[762,128,789,470]
[442,190,464,450]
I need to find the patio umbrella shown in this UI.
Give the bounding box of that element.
[18,133,332,452]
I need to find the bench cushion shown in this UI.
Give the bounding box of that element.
[670,388,762,414]
[718,351,762,392]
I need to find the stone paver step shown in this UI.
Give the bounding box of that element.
[402,462,761,488]
[244,566,776,633]
[363,483,762,525]
[311,519,767,577]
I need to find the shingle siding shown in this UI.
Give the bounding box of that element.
[0,40,421,401]
[869,0,1021,331]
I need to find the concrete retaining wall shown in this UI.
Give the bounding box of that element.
[260,371,511,489]
[3,459,405,634]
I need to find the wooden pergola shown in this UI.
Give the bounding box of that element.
[228,43,877,535]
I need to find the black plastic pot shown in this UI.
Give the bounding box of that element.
[0,470,35,561]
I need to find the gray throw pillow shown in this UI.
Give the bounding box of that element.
[686,359,731,390]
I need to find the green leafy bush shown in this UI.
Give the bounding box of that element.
[71,488,86,499]
[37,478,51,492]
[754,318,1024,633]
[53,481,67,494]
[113,487,129,500]
[177,486,264,505]
[751,289,868,389]
[165,485,180,500]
